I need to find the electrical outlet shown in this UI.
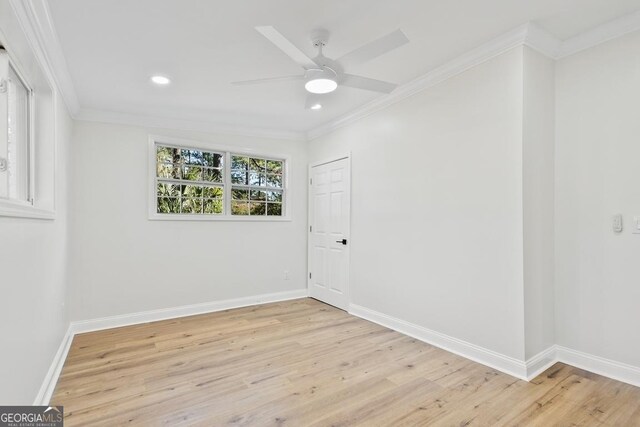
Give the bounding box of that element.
[284,270,290,280]
[634,216,640,234]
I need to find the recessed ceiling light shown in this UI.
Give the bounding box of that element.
[151,75,171,85]
[310,104,322,110]
[305,78,337,94]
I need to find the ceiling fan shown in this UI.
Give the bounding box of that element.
[232,26,409,109]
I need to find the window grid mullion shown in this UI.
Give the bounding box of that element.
[224,151,231,215]
[157,178,224,187]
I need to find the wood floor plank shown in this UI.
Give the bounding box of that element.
[51,298,640,426]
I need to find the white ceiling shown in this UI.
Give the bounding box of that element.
[48,0,640,134]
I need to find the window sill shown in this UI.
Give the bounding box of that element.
[0,200,55,220]
[148,213,292,222]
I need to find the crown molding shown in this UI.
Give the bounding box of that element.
[307,13,640,140]
[307,24,534,140]
[9,0,80,115]
[76,108,307,141]
[558,9,640,58]
[16,2,640,142]
[523,22,562,58]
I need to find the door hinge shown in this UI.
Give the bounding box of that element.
[309,178,312,185]
[309,272,312,279]
[309,225,312,232]
[0,79,7,94]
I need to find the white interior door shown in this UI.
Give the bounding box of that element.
[308,157,350,310]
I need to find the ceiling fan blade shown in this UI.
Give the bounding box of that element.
[231,75,304,85]
[255,26,318,70]
[341,74,397,93]
[337,29,409,68]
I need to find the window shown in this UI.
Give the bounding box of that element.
[156,145,225,215]
[230,156,283,216]
[0,47,32,204]
[151,138,288,220]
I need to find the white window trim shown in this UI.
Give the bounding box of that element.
[0,46,53,220]
[0,200,54,219]
[148,135,292,221]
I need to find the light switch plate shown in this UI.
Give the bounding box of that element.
[613,214,623,233]
[634,216,640,234]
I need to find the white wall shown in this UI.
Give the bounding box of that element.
[522,47,556,359]
[68,121,307,321]
[555,31,640,367]
[0,1,73,404]
[0,98,71,405]
[309,48,527,360]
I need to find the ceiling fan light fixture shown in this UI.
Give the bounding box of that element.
[310,103,322,110]
[305,78,337,94]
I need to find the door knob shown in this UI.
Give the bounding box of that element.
[336,239,347,245]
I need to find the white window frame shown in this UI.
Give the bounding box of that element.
[148,135,292,221]
[0,46,45,219]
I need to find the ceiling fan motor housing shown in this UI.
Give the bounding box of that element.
[310,28,330,48]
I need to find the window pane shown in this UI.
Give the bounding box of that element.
[157,163,181,179]
[181,149,198,165]
[181,198,203,214]
[203,152,224,168]
[266,160,283,174]
[249,158,266,172]
[157,182,180,197]
[204,198,223,214]
[184,149,206,165]
[180,149,190,162]
[231,200,249,215]
[267,173,282,188]
[266,190,283,202]
[157,146,180,164]
[202,186,223,199]
[232,188,249,200]
[2,64,30,201]
[250,201,266,216]
[231,156,248,171]
[249,172,266,186]
[250,190,266,201]
[203,168,222,183]
[181,185,202,197]
[157,197,180,213]
[267,203,282,216]
[182,166,203,181]
[231,170,248,185]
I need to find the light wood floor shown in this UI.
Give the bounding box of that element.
[52,298,640,426]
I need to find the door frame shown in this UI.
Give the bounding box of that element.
[307,153,352,310]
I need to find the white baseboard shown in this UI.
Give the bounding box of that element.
[525,346,558,380]
[70,289,308,334]
[33,326,74,405]
[556,346,640,388]
[34,288,308,405]
[348,304,529,380]
[348,303,640,389]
